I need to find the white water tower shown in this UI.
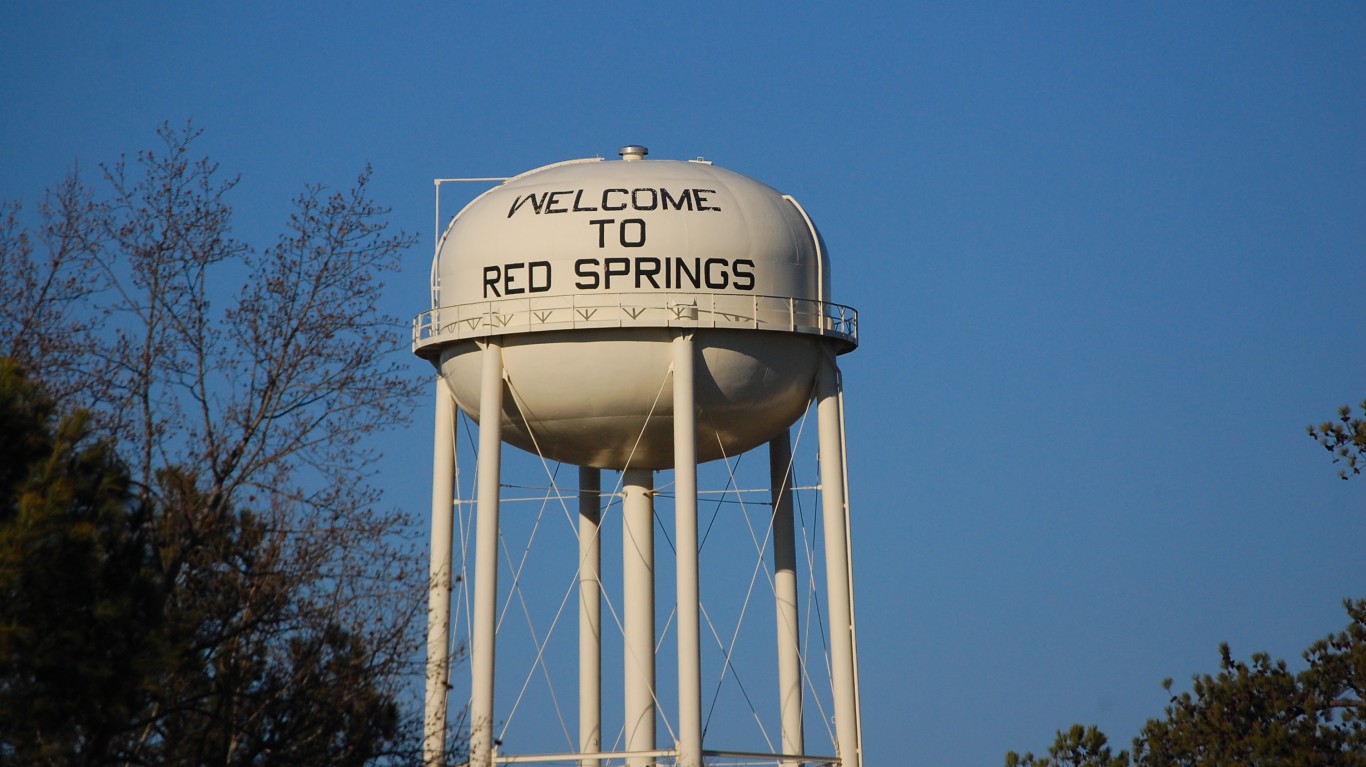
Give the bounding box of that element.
[414,146,862,767]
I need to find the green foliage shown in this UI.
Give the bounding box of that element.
[0,358,160,764]
[1308,400,1366,479]
[1006,724,1130,767]
[0,359,416,764]
[1008,601,1366,767]
[143,468,407,766]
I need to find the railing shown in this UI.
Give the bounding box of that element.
[486,747,841,766]
[412,292,858,355]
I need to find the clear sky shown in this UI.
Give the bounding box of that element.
[3,3,1364,764]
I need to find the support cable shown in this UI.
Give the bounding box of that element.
[493,471,576,752]
[699,600,777,754]
[492,373,603,752]
[688,430,776,752]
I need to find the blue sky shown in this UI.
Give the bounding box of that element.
[3,3,1364,764]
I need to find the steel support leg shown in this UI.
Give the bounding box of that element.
[817,354,860,767]
[470,341,504,767]
[579,467,602,767]
[673,332,702,767]
[770,430,804,763]
[425,377,458,767]
[622,468,656,767]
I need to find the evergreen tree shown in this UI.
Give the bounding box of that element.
[1008,600,1366,766]
[0,360,415,764]
[1006,724,1129,767]
[0,358,160,764]
[1309,400,1366,479]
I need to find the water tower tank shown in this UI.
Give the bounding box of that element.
[413,146,858,469]
[416,147,866,767]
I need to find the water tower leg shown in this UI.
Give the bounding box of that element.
[578,467,602,767]
[425,377,458,767]
[769,430,804,764]
[673,332,703,767]
[622,468,656,767]
[470,341,505,767]
[817,354,861,767]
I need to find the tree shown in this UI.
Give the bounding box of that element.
[1309,401,1366,479]
[0,358,160,765]
[1006,600,1366,766]
[0,173,107,408]
[0,359,417,765]
[1006,724,1130,767]
[141,467,410,766]
[0,123,441,763]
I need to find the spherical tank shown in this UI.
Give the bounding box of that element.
[413,147,858,470]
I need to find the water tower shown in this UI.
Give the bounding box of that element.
[414,147,862,767]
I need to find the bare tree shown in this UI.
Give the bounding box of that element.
[0,123,433,764]
[0,170,108,406]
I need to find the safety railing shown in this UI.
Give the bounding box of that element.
[412,292,858,355]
